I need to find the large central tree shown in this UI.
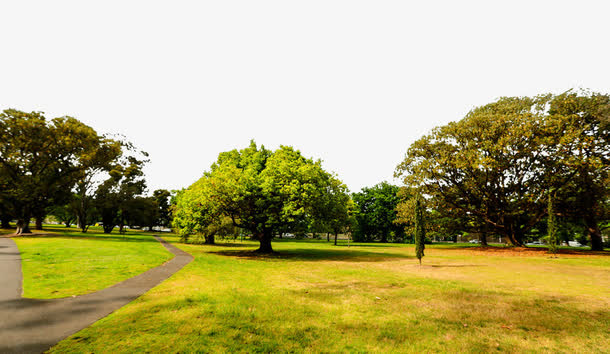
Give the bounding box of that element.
[191,141,335,253]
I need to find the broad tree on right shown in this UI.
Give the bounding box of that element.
[395,90,609,250]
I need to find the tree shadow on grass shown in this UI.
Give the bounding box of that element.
[208,248,413,262]
[185,242,252,248]
[332,243,408,248]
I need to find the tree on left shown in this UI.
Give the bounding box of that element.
[0,109,119,234]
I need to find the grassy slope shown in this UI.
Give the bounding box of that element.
[51,238,609,353]
[13,226,172,298]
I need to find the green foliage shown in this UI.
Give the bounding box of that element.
[95,151,149,233]
[547,189,558,255]
[548,91,610,250]
[0,109,110,233]
[414,195,425,264]
[173,141,346,253]
[152,189,172,227]
[309,175,351,240]
[395,91,609,249]
[172,176,223,244]
[72,136,122,232]
[352,182,404,243]
[47,203,77,227]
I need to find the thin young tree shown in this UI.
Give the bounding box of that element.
[547,189,558,257]
[414,194,426,265]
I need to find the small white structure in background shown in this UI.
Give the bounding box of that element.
[568,241,585,247]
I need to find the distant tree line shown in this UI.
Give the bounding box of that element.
[0,109,171,234]
[4,90,607,252]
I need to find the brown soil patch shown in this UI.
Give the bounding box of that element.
[445,246,610,258]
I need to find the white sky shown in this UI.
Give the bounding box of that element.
[2,1,609,193]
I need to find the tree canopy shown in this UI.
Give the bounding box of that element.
[0,109,112,234]
[352,182,404,243]
[395,91,609,250]
[173,141,347,253]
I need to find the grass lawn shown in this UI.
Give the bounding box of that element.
[11,225,173,299]
[47,237,609,353]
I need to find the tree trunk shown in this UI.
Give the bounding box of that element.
[480,230,488,246]
[480,233,488,246]
[35,216,43,230]
[585,215,604,251]
[256,231,274,253]
[453,235,457,243]
[103,224,114,233]
[79,215,88,233]
[204,234,215,245]
[334,232,338,246]
[1,218,10,229]
[16,217,32,234]
[504,223,524,247]
[327,233,330,242]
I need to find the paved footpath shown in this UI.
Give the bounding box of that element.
[0,236,193,353]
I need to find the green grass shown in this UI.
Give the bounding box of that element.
[47,237,609,353]
[12,225,172,298]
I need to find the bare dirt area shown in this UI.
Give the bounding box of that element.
[448,245,610,258]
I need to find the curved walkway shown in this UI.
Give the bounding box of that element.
[0,235,193,354]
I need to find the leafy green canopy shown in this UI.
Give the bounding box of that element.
[547,189,558,255]
[395,91,609,249]
[352,182,404,243]
[414,194,425,264]
[174,141,348,253]
[0,109,111,234]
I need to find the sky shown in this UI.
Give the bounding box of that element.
[2,0,609,193]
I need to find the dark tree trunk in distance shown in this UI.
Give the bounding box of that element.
[204,234,215,245]
[35,216,43,230]
[256,231,274,253]
[334,232,338,246]
[480,231,488,246]
[16,217,32,234]
[327,233,330,242]
[585,216,604,251]
[1,218,10,229]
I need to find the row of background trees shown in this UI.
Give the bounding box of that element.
[3,90,607,251]
[0,109,171,234]
[173,90,608,252]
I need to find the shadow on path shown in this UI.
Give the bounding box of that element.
[0,236,193,354]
